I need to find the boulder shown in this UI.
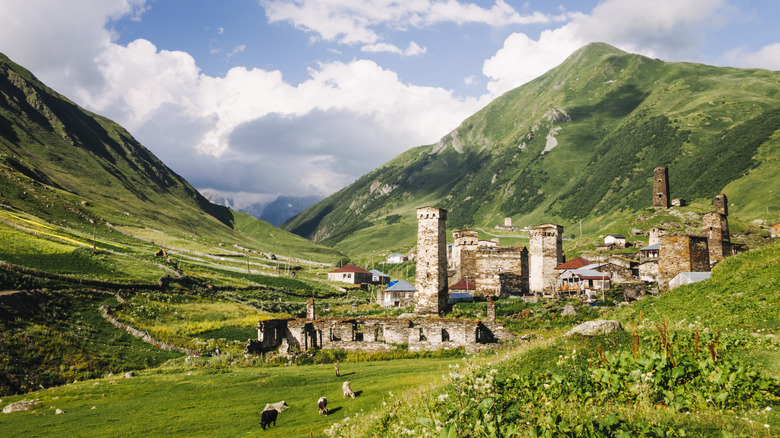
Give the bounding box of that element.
[55,409,65,415]
[560,303,577,316]
[564,320,623,337]
[3,400,37,413]
[124,371,135,378]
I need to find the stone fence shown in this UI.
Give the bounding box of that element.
[99,305,198,355]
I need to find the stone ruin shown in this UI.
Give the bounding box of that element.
[246,297,513,355]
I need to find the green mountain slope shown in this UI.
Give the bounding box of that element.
[284,43,780,256]
[0,52,341,274]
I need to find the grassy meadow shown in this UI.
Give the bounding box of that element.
[0,357,459,437]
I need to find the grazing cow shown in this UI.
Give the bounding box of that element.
[263,401,289,413]
[342,381,355,398]
[260,409,277,430]
[318,396,328,415]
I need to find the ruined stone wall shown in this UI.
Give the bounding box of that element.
[529,224,564,292]
[257,315,514,355]
[415,207,449,315]
[658,235,710,289]
[653,166,670,208]
[475,246,529,296]
[637,261,658,283]
[703,212,730,264]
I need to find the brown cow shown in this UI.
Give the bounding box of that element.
[317,396,328,415]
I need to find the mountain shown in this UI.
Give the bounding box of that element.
[0,52,340,265]
[202,191,322,227]
[283,43,780,256]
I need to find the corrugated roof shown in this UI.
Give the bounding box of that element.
[640,243,660,251]
[369,269,389,277]
[555,257,591,270]
[329,264,371,274]
[385,280,415,292]
[449,279,476,290]
[572,268,610,280]
[606,234,626,239]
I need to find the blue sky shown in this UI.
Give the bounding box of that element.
[1,0,779,208]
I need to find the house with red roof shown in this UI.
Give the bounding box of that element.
[554,257,591,271]
[327,264,373,285]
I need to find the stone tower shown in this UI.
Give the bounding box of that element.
[704,194,731,264]
[415,207,449,316]
[653,166,670,208]
[451,229,478,283]
[658,235,710,289]
[529,224,564,293]
[714,194,728,216]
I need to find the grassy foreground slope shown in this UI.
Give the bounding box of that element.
[0,357,458,437]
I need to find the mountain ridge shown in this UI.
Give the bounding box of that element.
[283,43,780,257]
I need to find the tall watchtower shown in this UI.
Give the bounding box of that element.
[713,194,728,216]
[529,223,564,293]
[415,207,449,316]
[653,166,670,208]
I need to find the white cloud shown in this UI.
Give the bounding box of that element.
[723,43,780,71]
[482,0,729,96]
[227,44,246,57]
[0,0,483,200]
[261,0,563,45]
[361,41,427,56]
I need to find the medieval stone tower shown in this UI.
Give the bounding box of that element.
[704,194,731,264]
[451,229,478,283]
[529,224,564,293]
[714,194,728,216]
[653,166,670,208]
[415,207,449,316]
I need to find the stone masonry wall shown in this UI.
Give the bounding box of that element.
[415,207,449,315]
[451,229,478,283]
[529,224,564,293]
[475,246,529,296]
[658,235,709,289]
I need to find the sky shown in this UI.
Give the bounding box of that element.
[1,0,779,208]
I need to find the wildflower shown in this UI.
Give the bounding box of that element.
[767,407,773,411]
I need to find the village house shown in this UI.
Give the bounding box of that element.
[448,279,475,304]
[604,234,627,249]
[555,267,611,296]
[386,253,408,264]
[327,265,373,285]
[379,279,415,308]
[369,269,390,285]
[772,222,780,238]
[639,243,660,261]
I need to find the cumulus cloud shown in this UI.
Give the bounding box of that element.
[261,0,564,45]
[483,0,729,96]
[0,0,483,203]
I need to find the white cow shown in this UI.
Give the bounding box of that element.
[342,381,355,398]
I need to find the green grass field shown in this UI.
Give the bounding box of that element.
[0,358,458,437]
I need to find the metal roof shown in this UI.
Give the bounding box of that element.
[384,279,415,292]
[640,243,660,251]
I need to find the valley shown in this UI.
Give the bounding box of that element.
[1,43,779,437]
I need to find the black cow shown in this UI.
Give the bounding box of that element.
[260,409,277,430]
[318,396,328,415]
